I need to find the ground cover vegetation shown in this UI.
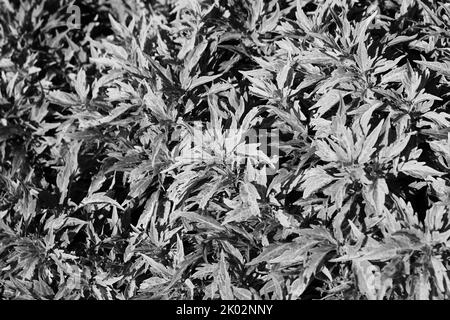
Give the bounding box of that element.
[0,0,449,300]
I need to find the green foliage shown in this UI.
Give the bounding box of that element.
[1,0,449,300]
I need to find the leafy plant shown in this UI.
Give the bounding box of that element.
[1,0,449,300]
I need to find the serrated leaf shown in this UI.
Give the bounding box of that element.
[399,161,444,179]
[178,212,225,232]
[358,120,384,164]
[80,193,124,211]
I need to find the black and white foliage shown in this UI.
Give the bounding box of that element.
[0,0,449,300]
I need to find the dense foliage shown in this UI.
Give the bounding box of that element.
[0,0,449,300]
